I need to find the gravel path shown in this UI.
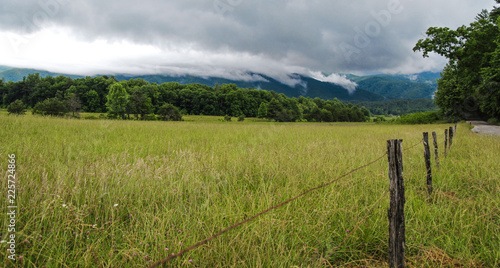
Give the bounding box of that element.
[469,121,500,136]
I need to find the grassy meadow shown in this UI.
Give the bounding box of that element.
[0,113,499,267]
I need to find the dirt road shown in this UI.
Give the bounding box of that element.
[470,121,500,136]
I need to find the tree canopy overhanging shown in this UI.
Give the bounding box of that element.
[413,0,500,121]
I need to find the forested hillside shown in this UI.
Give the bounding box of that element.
[0,67,443,102]
[0,68,382,102]
[352,99,437,116]
[1,74,371,122]
[348,73,439,99]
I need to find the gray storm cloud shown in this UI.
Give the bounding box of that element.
[0,0,495,86]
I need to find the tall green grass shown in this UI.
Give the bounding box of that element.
[0,114,499,267]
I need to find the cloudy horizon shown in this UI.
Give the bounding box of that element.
[0,0,496,88]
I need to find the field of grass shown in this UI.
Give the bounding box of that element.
[0,113,499,267]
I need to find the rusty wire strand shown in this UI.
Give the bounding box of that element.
[149,139,425,267]
[404,139,424,152]
[320,139,423,266]
[149,153,388,267]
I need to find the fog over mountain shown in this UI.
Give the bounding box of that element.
[0,66,441,101]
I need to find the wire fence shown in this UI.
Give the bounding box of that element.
[149,126,457,268]
[320,190,387,266]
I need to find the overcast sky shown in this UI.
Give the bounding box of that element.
[0,0,496,86]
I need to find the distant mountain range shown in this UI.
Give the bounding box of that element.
[347,72,440,99]
[0,66,441,102]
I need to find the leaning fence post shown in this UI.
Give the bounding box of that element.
[432,132,439,168]
[423,133,433,194]
[449,127,454,151]
[387,139,406,268]
[444,129,448,158]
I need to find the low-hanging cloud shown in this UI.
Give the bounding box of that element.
[0,0,495,83]
[309,71,358,94]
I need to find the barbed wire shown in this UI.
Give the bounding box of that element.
[148,136,447,267]
[149,153,388,267]
[403,139,424,152]
[318,138,425,266]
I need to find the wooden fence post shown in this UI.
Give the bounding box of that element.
[444,129,448,158]
[449,127,454,151]
[423,133,433,194]
[432,132,439,168]
[387,139,406,268]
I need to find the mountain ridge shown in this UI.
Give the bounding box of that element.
[0,67,441,101]
[348,72,440,99]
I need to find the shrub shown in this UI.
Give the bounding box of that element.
[238,114,245,122]
[84,115,98,120]
[487,118,499,125]
[7,100,26,115]
[33,98,68,116]
[374,116,386,123]
[395,111,441,124]
[143,113,157,121]
[158,104,183,121]
[106,113,119,119]
[224,115,232,122]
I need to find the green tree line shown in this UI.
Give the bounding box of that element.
[0,74,370,122]
[414,0,500,121]
[351,99,437,116]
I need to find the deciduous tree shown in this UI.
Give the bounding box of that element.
[106,83,129,119]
